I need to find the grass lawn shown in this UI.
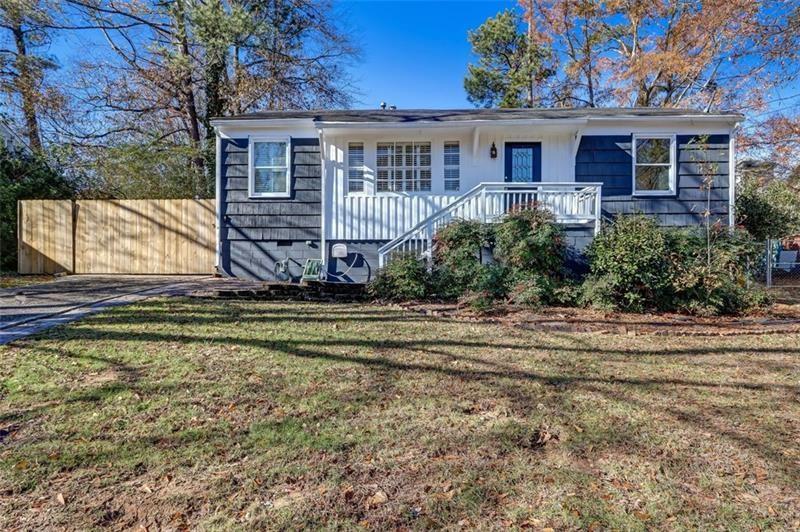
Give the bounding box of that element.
[1,299,798,530]
[0,274,55,290]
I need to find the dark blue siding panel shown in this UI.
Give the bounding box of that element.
[219,137,322,281]
[576,134,730,227]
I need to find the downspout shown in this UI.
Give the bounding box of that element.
[215,130,222,273]
[317,126,327,269]
[728,125,736,228]
[572,128,584,182]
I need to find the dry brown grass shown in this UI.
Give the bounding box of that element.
[0,275,55,290]
[0,298,798,530]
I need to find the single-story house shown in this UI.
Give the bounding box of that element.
[211,108,742,283]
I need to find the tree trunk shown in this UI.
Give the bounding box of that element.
[173,0,205,192]
[11,20,43,152]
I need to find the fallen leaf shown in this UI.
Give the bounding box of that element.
[367,490,388,507]
[341,486,355,501]
[55,493,65,506]
[435,489,456,501]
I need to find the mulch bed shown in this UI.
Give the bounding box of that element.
[395,301,800,336]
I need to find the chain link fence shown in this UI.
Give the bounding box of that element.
[766,237,800,287]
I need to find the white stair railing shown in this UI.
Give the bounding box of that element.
[377,182,603,268]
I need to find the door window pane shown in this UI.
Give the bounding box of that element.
[511,147,533,182]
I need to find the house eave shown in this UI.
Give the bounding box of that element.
[313,118,590,129]
[211,113,743,132]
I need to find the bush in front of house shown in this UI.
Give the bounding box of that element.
[494,207,566,275]
[431,219,491,297]
[367,252,432,301]
[372,206,570,307]
[580,214,673,312]
[581,214,768,315]
[735,174,800,241]
[666,226,768,316]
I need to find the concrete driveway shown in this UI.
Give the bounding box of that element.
[0,275,215,344]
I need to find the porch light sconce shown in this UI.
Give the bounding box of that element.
[490,142,497,159]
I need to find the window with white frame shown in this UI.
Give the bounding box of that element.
[376,141,432,192]
[444,141,460,192]
[347,142,365,193]
[632,134,676,195]
[250,138,290,197]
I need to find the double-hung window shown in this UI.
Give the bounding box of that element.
[347,142,365,193]
[444,141,460,192]
[250,138,290,198]
[632,134,676,195]
[376,141,431,192]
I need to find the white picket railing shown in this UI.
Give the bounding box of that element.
[377,182,603,267]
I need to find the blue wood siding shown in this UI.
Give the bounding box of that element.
[575,134,730,226]
[219,137,322,280]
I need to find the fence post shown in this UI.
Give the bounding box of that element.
[765,239,773,288]
[71,199,78,274]
[593,187,602,235]
[426,220,433,267]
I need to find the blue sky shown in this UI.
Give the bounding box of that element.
[49,0,513,110]
[47,0,798,115]
[340,0,516,108]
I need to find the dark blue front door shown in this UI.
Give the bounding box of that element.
[504,142,542,182]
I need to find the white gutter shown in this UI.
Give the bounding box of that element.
[316,126,327,268]
[729,126,737,228]
[210,118,315,128]
[586,115,743,124]
[211,114,743,131]
[471,126,481,159]
[314,118,590,129]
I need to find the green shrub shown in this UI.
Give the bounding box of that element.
[582,215,768,316]
[507,273,554,309]
[367,253,431,301]
[578,274,618,312]
[0,147,75,271]
[473,263,511,299]
[666,227,767,316]
[386,207,573,308]
[736,174,800,241]
[582,215,672,312]
[458,290,497,313]
[432,219,492,296]
[551,281,582,307]
[494,207,566,275]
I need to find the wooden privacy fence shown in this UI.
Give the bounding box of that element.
[18,199,216,274]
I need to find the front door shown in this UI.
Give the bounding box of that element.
[504,142,542,182]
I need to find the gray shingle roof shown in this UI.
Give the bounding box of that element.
[212,107,743,124]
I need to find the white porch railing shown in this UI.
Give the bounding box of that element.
[377,182,603,267]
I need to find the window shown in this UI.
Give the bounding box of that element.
[444,141,460,192]
[633,134,676,195]
[376,141,431,192]
[347,142,365,193]
[250,138,290,197]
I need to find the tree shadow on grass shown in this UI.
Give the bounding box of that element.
[3,300,799,501]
